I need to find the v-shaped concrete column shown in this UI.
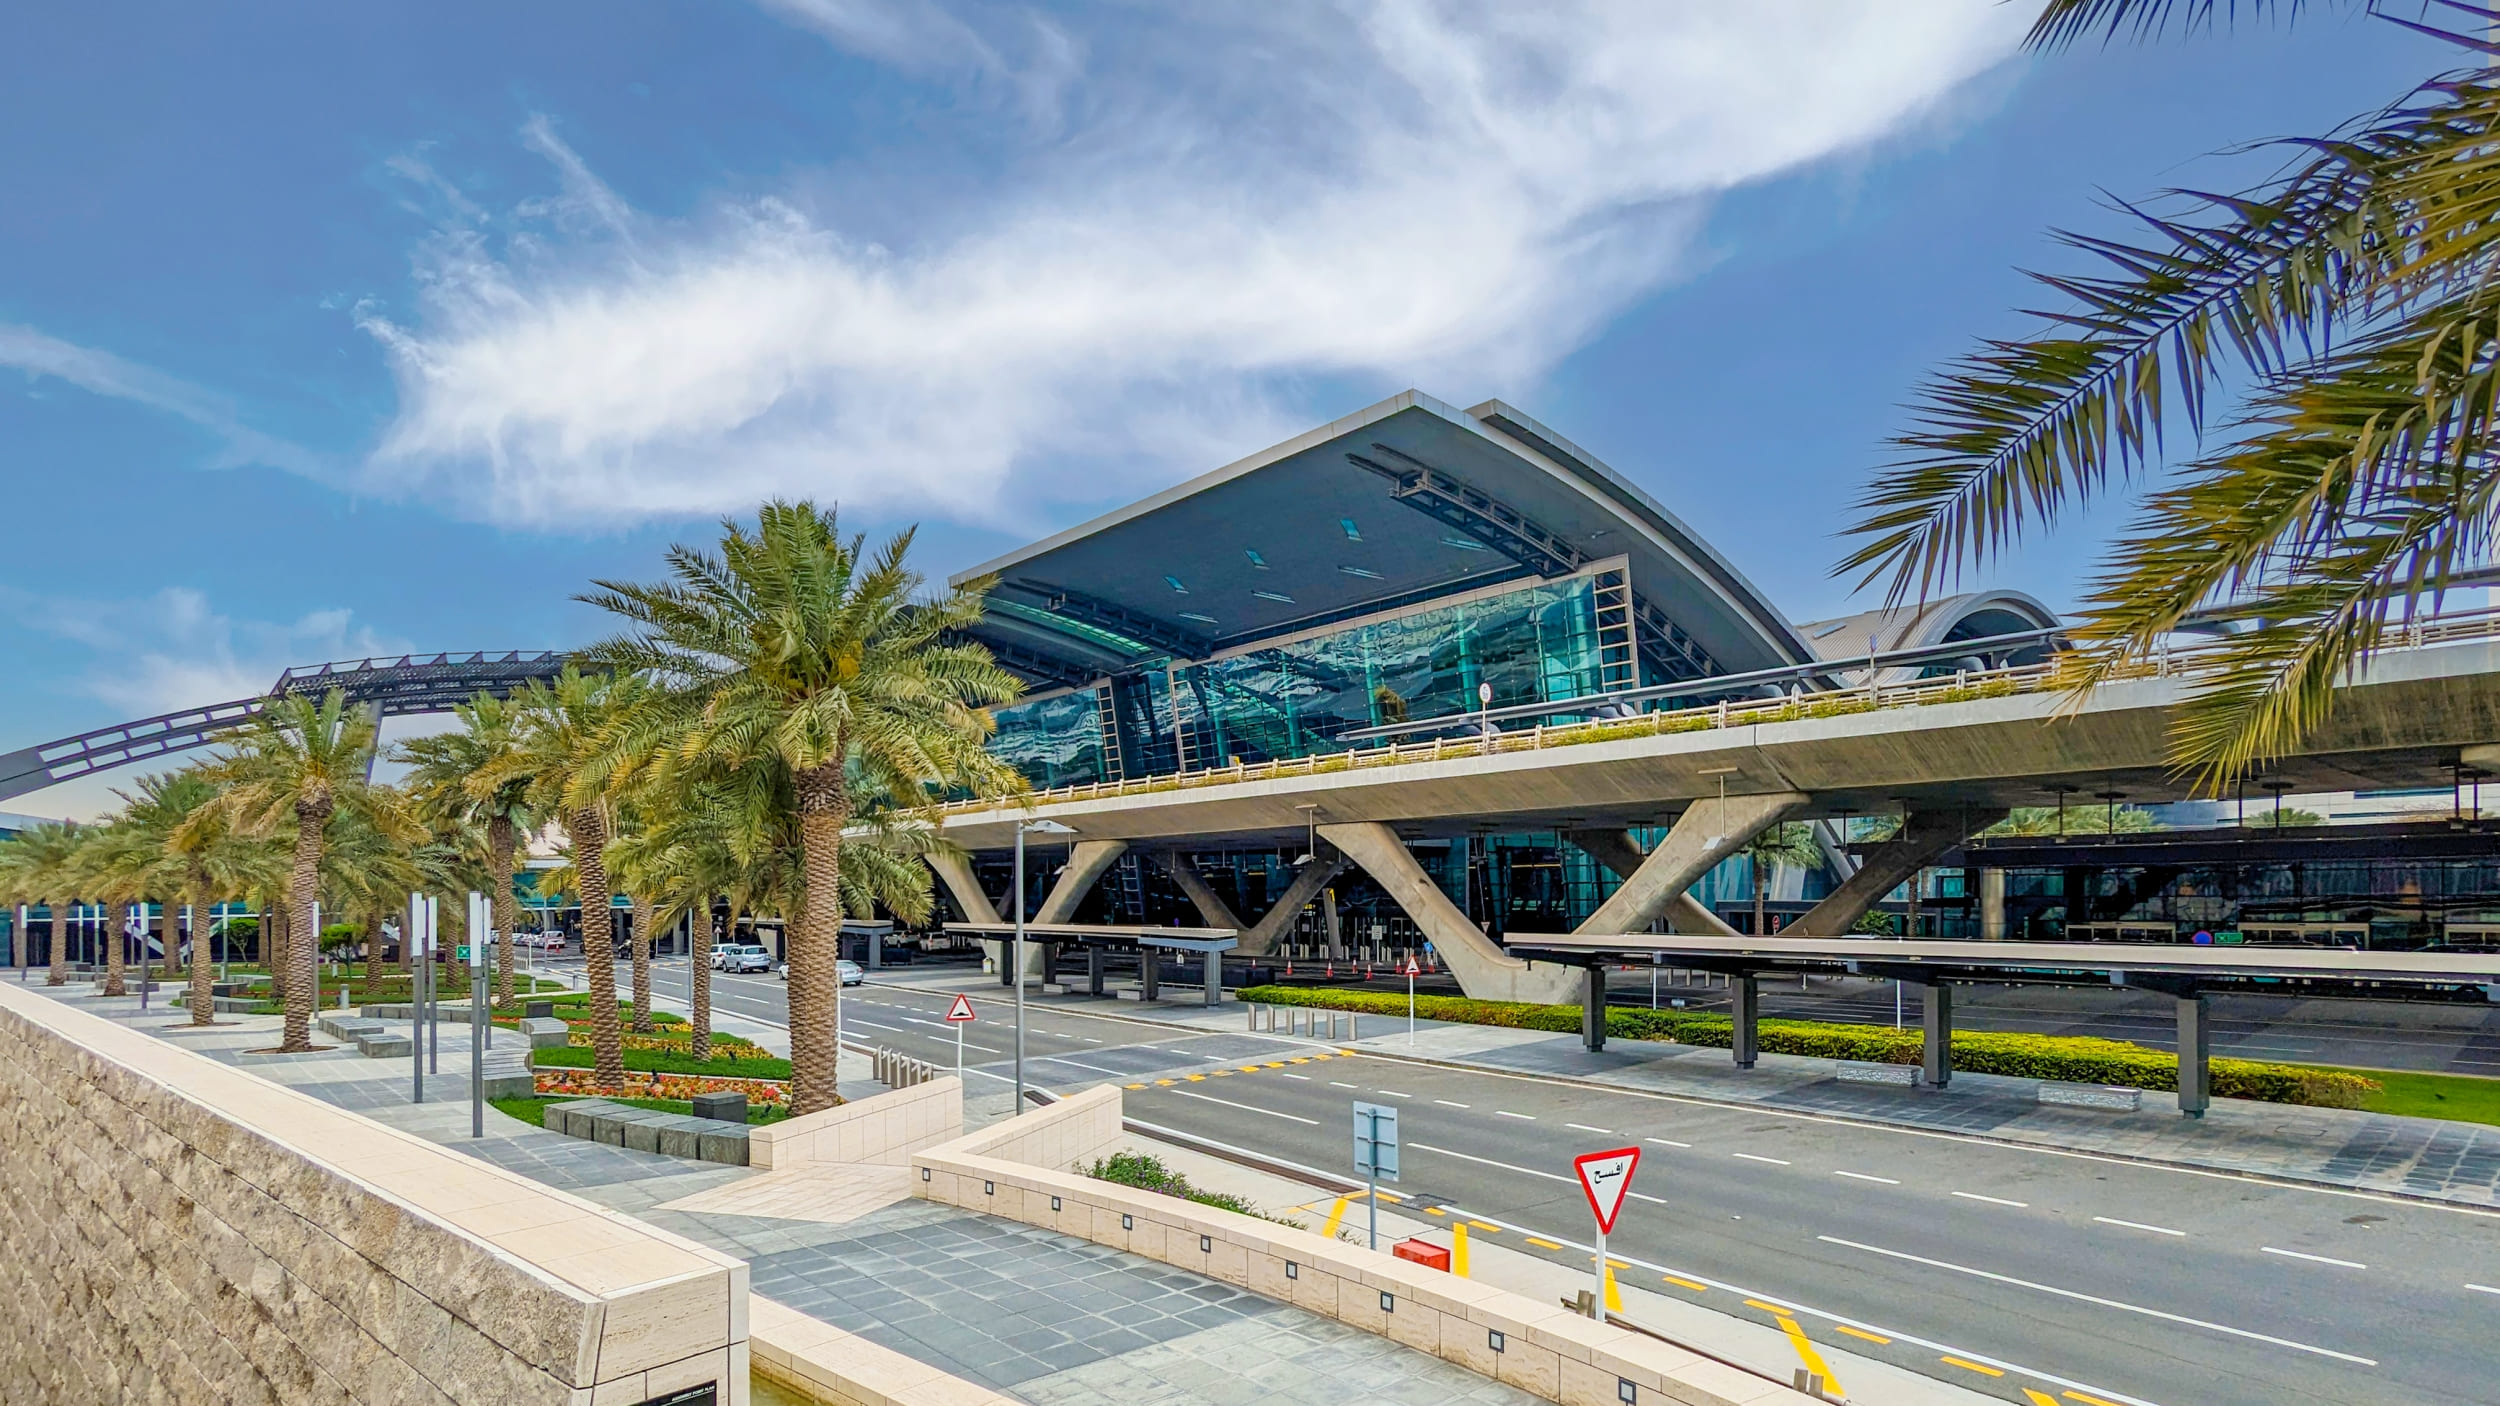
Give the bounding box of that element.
[1145,851,1244,930]
[1145,850,1350,955]
[927,850,1000,924]
[1561,829,1741,937]
[1036,840,1130,923]
[1784,808,2005,938]
[1574,792,1808,936]
[1319,822,1583,1003]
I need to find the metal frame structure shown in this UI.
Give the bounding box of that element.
[0,650,568,803]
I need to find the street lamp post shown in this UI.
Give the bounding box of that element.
[1013,818,1076,1114]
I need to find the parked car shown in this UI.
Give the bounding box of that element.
[713,943,773,973]
[772,958,863,985]
[525,932,569,952]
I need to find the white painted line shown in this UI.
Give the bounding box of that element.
[1834,1171,1900,1185]
[1037,1057,1130,1077]
[1565,1123,1615,1134]
[1950,1191,2027,1208]
[2263,1247,2366,1269]
[2469,1283,2500,1295]
[1165,1089,1320,1125]
[1495,1110,1536,1120]
[1330,1081,1357,1089]
[1412,1142,1576,1184]
[1377,1090,1412,1098]
[1281,1073,1311,1081]
[2094,1216,2186,1238]
[1816,1235,2376,1366]
[1434,1099,1470,1108]
[1629,1192,1670,1205]
[1647,1138,1692,1149]
[1731,1153,1789,1166]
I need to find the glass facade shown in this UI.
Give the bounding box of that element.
[987,687,1114,789]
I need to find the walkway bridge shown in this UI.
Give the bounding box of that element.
[0,650,569,803]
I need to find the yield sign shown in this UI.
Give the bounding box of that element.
[1574,1146,1642,1234]
[944,993,977,1023]
[1401,955,1421,977]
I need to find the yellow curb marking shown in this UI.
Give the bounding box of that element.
[1834,1325,1890,1345]
[1660,1274,1707,1293]
[1941,1357,2004,1378]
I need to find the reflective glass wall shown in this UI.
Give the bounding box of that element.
[987,687,1112,789]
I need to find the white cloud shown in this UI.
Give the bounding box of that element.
[359,2,2028,531]
[0,324,323,475]
[13,586,401,720]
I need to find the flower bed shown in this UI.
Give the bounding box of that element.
[565,1029,761,1057]
[532,1068,790,1104]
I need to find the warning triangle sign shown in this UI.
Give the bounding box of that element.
[1574,1147,1642,1233]
[1402,956,1421,977]
[944,993,977,1023]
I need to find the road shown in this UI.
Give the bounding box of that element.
[628,960,2500,1406]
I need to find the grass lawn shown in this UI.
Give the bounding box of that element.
[531,1042,793,1080]
[490,1094,790,1127]
[2298,1064,2500,1127]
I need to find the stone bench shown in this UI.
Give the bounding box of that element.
[2038,1081,2143,1112]
[518,1016,571,1050]
[318,1015,385,1042]
[545,1099,751,1166]
[355,1032,414,1058]
[1836,1060,1921,1087]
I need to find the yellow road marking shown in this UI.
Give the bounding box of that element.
[1320,1197,1350,1239]
[1834,1325,1890,1345]
[1603,1264,1623,1312]
[1941,1357,2004,1378]
[1773,1313,1842,1399]
[1288,1056,1311,1064]
[1185,1074,1206,1082]
[1466,1220,1500,1233]
[1423,1206,1446,1216]
[1154,1078,1175,1086]
[2064,1393,2125,1406]
[1452,1223,1470,1277]
[1526,1236,1564,1250]
[1124,1083,1146,1090]
[1743,1298,1798,1316]
[1212,1070,1234,1077]
[2024,1392,2060,1406]
[1660,1274,1707,1293]
[1264,1061,1287,1068]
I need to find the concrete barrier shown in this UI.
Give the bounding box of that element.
[2037,1081,2143,1112]
[750,1075,961,1172]
[912,1088,1805,1406]
[0,981,750,1405]
[1834,1060,1919,1088]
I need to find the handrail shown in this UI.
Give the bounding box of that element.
[939,605,2500,818]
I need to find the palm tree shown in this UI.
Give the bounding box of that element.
[480,667,642,1090]
[160,770,278,1026]
[0,823,82,986]
[1838,1,2500,791]
[580,500,1024,1115]
[196,692,422,1051]
[395,692,541,1006]
[110,771,226,1002]
[1738,822,1825,936]
[68,821,147,998]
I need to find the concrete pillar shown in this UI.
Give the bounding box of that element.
[1203,949,1222,1008]
[1733,975,1759,1069]
[1037,841,1130,923]
[1923,982,1953,1088]
[1040,941,1059,987]
[1574,795,1809,937]
[1787,809,2007,938]
[1234,854,1348,956]
[1149,852,1244,931]
[1980,869,2007,941]
[1087,944,1107,996]
[1140,948,1160,1002]
[1582,965,1607,1054]
[1563,830,1739,936]
[1320,822,1584,1003]
[2177,992,2210,1118]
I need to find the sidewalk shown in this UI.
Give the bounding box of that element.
[877,976,2500,1209]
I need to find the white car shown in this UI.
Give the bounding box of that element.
[774,959,863,985]
[713,943,773,973]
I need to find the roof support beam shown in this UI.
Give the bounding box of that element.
[1786,808,2006,939]
[1563,829,1739,937]
[1319,821,1583,1003]
[1575,793,1808,937]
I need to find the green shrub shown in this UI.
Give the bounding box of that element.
[1088,1152,1273,1219]
[1237,986,2378,1109]
[531,1043,792,1080]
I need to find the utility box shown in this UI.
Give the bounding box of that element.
[1391,1238,1450,1272]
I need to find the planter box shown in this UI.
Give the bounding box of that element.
[1836,1060,1919,1087]
[2038,1081,2143,1112]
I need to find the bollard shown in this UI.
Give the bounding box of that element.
[1247,1005,1260,1032]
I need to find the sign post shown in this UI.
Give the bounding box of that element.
[467,891,488,1139]
[1402,954,1420,1045]
[1352,1102,1399,1250]
[944,992,977,1079]
[408,893,427,1105]
[1573,1147,1641,1320]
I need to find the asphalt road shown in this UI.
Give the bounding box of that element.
[627,961,2500,1406]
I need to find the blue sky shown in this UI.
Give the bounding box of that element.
[0,2,2462,816]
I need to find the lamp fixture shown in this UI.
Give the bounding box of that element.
[1294,803,1320,866]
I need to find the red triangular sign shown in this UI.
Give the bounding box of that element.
[1402,956,1421,977]
[1574,1147,1642,1234]
[944,993,977,1023]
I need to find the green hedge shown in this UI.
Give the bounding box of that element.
[530,1043,791,1080]
[1236,985,2377,1109]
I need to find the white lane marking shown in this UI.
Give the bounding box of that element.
[2094,1216,2186,1238]
[845,1019,907,1033]
[1647,1138,1692,1149]
[1628,1192,1670,1205]
[1035,1057,1130,1077]
[2263,1247,2366,1269]
[1951,1191,2028,1208]
[1434,1100,1470,1108]
[1282,1073,1312,1081]
[1834,1170,1900,1185]
[1731,1153,1789,1166]
[1330,1081,1357,1089]
[1411,1143,1576,1184]
[1167,1089,1319,1124]
[2469,1283,2500,1295]
[1377,1090,1413,1098]
[1495,1110,1536,1120]
[1565,1123,1615,1134]
[1816,1235,2377,1366]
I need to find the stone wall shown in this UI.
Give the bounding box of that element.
[937,1083,1123,1172]
[750,1075,961,1172]
[0,981,748,1405]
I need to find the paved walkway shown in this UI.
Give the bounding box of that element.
[864,967,2500,1208]
[27,979,1543,1406]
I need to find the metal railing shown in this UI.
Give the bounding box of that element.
[940,604,2500,818]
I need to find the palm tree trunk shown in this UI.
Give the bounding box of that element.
[629,896,654,1033]
[690,900,718,1062]
[790,764,848,1116]
[45,898,65,986]
[267,898,290,1004]
[572,808,625,1091]
[187,878,217,1026]
[102,898,127,997]
[489,814,518,1009]
[280,802,328,1053]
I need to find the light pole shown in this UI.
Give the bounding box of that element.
[1013,818,1076,1114]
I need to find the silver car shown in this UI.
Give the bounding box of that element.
[777,959,863,985]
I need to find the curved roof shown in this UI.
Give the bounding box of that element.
[953,391,1819,688]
